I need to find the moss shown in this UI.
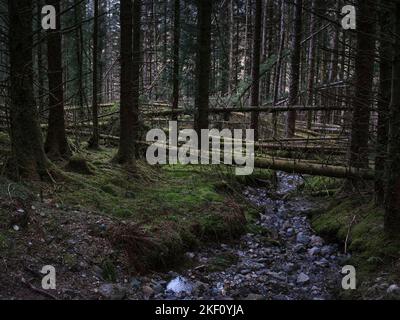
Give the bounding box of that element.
[300,176,342,193]
[63,253,78,270]
[0,132,10,146]
[66,155,94,175]
[207,252,239,272]
[101,259,117,282]
[0,177,34,200]
[311,196,400,282]
[0,232,8,251]
[58,148,262,272]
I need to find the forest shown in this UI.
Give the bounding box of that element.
[0,0,399,302]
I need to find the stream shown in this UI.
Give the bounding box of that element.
[137,172,346,300]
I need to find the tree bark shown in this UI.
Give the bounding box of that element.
[375,1,393,204]
[348,0,375,170]
[45,0,70,159]
[286,0,303,138]
[194,0,212,136]
[89,0,100,149]
[306,0,318,130]
[272,0,286,136]
[384,2,400,236]
[171,0,181,120]
[250,0,263,141]
[117,0,141,164]
[8,0,49,180]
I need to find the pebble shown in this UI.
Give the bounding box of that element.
[297,273,310,284]
[99,284,127,300]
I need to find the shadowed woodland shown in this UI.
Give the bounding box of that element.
[0,0,400,300]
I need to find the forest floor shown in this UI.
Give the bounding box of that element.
[0,146,399,300]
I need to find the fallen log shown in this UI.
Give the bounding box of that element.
[255,143,347,154]
[254,157,374,180]
[143,105,376,118]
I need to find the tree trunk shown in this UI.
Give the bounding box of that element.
[348,0,375,170]
[194,0,212,136]
[45,0,70,159]
[384,3,400,236]
[375,1,393,204]
[117,0,141,164]
[172,0,180,120]
[8,0,49,180]
[272,0,285,136]
[74,0,84,117]
[89,0,100,149]
[36,0,44,114]
[228,0,235,97]
[286,0,303,138]
[250,0,263,141]
[306,0,318,130]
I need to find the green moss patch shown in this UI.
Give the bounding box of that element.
[311,197,400,277]
[58,148,258,272]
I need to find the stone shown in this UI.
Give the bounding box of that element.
[308,247,320,256]
[142,285,155,298]
[296,232,310,245]
[321,245,333,256]
[286,228,294,237]
[315,258,329,268]
[310,235,324,247]
[185,252,195,259]
[152,283,164,294]
[282,262,296,273]
[387,284,400,295]
[99,284,127,300]
[297,273,310,284]
[244,293,265,300]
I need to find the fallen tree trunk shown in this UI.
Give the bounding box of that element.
[254,156,374,180]
[256,143,347,154]
[63,130,373,180]
[143,105,376,118]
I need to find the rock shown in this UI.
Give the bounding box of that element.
[244,293,265,300]
[166,276,193,294]
[315,258,329,268]
[310,235,324,247]
[286,228,294,237]
[296,232,310,245]
[387,284,400,295]
[241,269,251,275]
[193,281,209,294]
[282,262,296,273]
[308,247,320,256]
[152,283,164,294]
[293,244,306,253]
[321,245,333,256]
[99,284,127,300]
[185,252,195,259]
[142,285,155,298]
[297,273,310,284]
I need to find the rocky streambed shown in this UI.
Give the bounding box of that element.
[121,172,347,300]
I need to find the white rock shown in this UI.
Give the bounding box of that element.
[387,284,400,294]
[297,273,310,284]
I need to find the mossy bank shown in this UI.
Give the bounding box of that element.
[310,194,400,299]
[56,148,265,272]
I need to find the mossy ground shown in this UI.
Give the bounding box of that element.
[55,147,264,271]
[310,194,400,299]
